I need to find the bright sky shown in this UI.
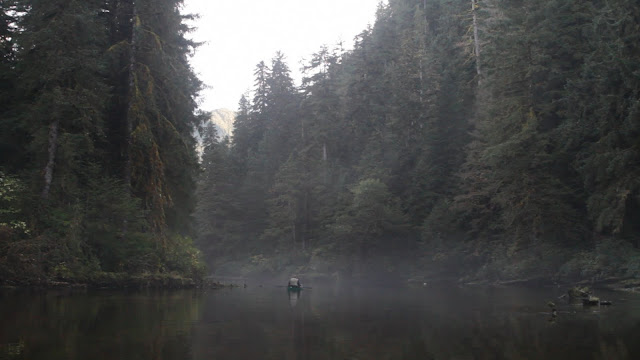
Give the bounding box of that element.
[183,0,385,111]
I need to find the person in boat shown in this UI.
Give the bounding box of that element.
[288,277,301,288]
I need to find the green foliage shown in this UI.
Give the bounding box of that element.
[81,176,150,272]
[0,1,27,171]
[0,0,205,284]
[162,234,206,280]
[452,0,589,251]
[195,0,640,283]
[4,0,640,284]
[333,179,409,255]
[0,172,28,236]
[558,239,640,280]
[561,0,640,242]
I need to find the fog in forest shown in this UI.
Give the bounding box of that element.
[3,1,640,358]
[2,0,640,290]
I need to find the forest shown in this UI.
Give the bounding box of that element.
[2,0,640,287]
[0,0,205,285]
[196,0,640,285]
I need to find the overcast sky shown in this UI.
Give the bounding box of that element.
[183,0,385,111]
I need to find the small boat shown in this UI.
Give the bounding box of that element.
[287,277,302,291]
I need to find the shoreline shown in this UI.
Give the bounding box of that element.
[2,270,639,293]
[0,272,232,291]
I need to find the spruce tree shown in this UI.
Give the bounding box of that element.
[454,0,588,249]
[564,0,640,245]
[108,0,202,240]
[0,0,26,170]
[16,0,109,201]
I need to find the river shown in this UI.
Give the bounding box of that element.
[1,283,639,359]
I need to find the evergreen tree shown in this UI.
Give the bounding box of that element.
[107,0,202,240]
[194,0,640,281]
[263,52,301,168]
[195,123,241,261]
[0,0,27,170]
[564,0,640,245]
[333,178,408,258]
[300,45,345,168]
[388,0,474,226]
[231,95,253,162]
[453,0,588,250]
[0,0,206,283]
[17,0,109,202]
[263,154,310,251]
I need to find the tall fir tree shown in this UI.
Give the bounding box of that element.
[108,0,203,240]
[453,0,588,252]
[16,0,109,201]
[563,0,640,245]
[0,0,27,170]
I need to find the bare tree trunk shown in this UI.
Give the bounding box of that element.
[41,120,59,200]
[302,190,308,251]
[471,0,482,78]
[420,0,427,101]
[300,110,305,141]
[123,0,137,191]
[292,221,297,247]
[122,0,137,237]
[424,0,428,33]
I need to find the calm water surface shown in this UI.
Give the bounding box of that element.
[1,284,640,359]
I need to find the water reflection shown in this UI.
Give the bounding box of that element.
[1,285,640,359]
[288,289,300,308]
[0,289,202,360]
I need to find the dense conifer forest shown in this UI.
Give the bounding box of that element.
[2,0,640,286]
[0,0,205,285]
[196,0,640,285]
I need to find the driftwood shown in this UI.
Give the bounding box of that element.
[568,286,591,299]
[566,286,612,306]
[582,296,600,306]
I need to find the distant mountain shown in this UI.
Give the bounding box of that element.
[209,108,235,140]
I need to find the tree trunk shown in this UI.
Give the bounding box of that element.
[292,221,297,248]
[471,0,482,78]
[302,190,309,251]
[323,142,328,183]
[121,0,137,237]
[123,0,137,191]
[41,120,59,199]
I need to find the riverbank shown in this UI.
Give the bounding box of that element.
[5,238,640,292]
[0,272,232,290]
[447,276,640,293]
[207,245,640,294]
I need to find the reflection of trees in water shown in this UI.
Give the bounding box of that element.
[7,287,636,359]
[399,292,639,360]
[249,286,640,360]
[0,290,203,360]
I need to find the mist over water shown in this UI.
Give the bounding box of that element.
[2,285,640,359]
